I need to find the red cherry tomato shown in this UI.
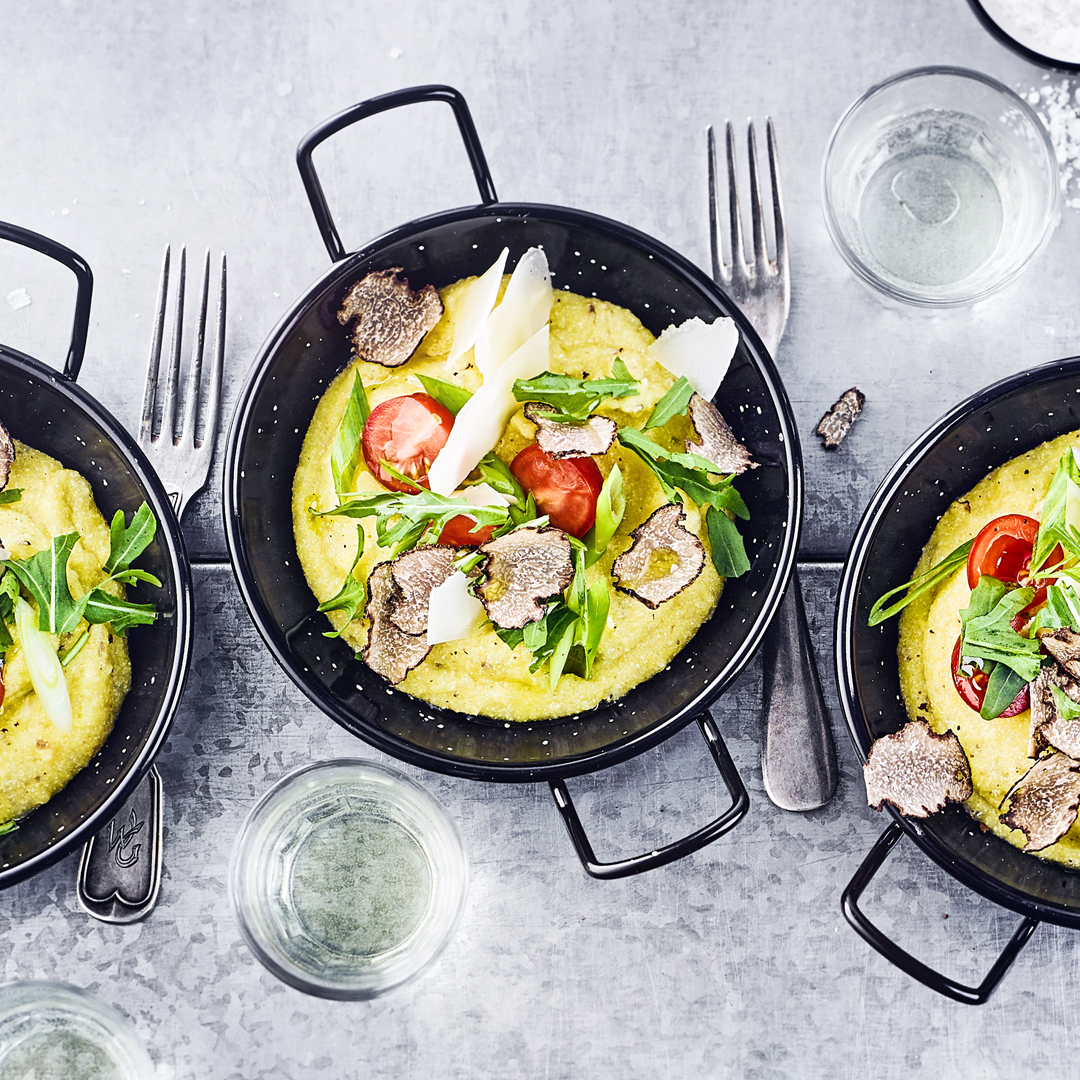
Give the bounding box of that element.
[438,515,496,547]
[951,633,1030,717]
[361,393,455,493]
[509,444,603,539]
[966,513,1062,611]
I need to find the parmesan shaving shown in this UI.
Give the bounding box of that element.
[426,570,488,645]
[473,247,552,377]
[448,248,508,364]
[428,326,550,495]
[647,316,739,402]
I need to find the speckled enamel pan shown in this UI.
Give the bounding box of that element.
[224,86,801,879]
[0,222,192,889]
[837,356,1080,1003]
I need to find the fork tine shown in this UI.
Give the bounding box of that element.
[725,121,748,281]
[160,245,186,445]
[180,249,211,449]
[747,121,769,277]
[140,245,170,442]
[707,125,725,282]
[766,118,789,280]
[200,252,227,451]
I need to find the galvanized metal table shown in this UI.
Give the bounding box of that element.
[1,1,1078,1076]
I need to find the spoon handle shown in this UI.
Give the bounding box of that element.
[761,571,838,811]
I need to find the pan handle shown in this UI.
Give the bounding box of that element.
[296,84,499,263]
[842,821,1040,1005]
[549,713,749,879]
[0,221,92,381]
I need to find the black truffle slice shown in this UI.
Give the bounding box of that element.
[337,268,443,368]
[476,527,574,629]
[685,394,755,475]
[815,387,865,449]
[862,719,972,817]
[524,403,617,458]
[0,420,14,490]
[1029,665,1080,759]
[361,562,431,685]
[1000,753,1080,852]
[1039,627,1080,678]
[612,504,705,609]
[387,545,459,636]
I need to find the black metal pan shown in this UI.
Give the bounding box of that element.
[0,221,192,888]
[836,357,1080,1003]
[224,86,801,878]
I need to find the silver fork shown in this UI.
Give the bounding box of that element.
[77,243,226,923]
[708,120,837,812]
[140,244,227,518]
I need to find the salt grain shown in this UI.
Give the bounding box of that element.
[6,289,30,311]
[1022,76,1080,208]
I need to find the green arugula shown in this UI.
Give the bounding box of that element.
[584,465,625,567]
[415,374,473,416]
[706,505,752,579]
[317,526,367,637]
[5,532,84,634]
[1030,580,1080,635]
[867,538,975,627]
[0,489,22,505]
[331,370,371,496]
[512,357,639,421]
[981,663,1029,721]
[644,377,695,431]
[104,503,158,578]
[960,580,1042,685]
[1031,446,1080,575]
[1051,684,1080,722]
[82,589,158,634]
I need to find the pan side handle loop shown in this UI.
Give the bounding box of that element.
[549,713,748,880]
[0,221,92,381]
[296,84,499,263]
[842,821,1040,1005]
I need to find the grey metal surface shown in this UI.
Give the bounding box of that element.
[1,0,1079,1076]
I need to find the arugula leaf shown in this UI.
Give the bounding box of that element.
[980,663,1028,720]
[1031,580,1080,634]
[512,357,639,421]
[867,538,974,627]
[1051,684,1080,722]
[960,575,1007,637]
[319,483,509,556]
[4,533,84,635]
[415,374,473,416]
[644,377,695,431]
[0,489,22,505]
[318,526,367,637]
[83,592,158,634]
[617,426,738,509]
[0,821,17,836]
[104,503,157,575]
[0,571,18,659]
[706,505,751,579]
[331,370,371,496]
[961,584,1042,683]
[1032,446,1080,574]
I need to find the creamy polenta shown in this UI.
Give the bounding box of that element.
[898,430,1080,866]
[0,443,131,822]
[292,279,727,721]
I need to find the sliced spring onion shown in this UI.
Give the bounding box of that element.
[60,629,90,668]
[14,597,72,732]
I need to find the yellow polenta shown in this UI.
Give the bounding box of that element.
[0,443,131,822]
[898,430,1080,866]
[292,283,724,721]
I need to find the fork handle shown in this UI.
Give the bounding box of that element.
[297,85,499,263]
[761,570,838,811]
[0,221,92,381]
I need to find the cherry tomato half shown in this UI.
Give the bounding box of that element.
[361,393,455,493]
[437,515,496,547]
[951,633,1030,717]
[510,444,603,539]
[966,513,1062,610]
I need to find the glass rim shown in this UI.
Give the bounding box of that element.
[821,64,1062,308]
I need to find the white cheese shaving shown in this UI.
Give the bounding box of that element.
[460,482,512,508]
[646,316,739,402]
[428,325,550,495]
[473,246,552,377]
[426,570,488,645]
[447,248,508,365]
